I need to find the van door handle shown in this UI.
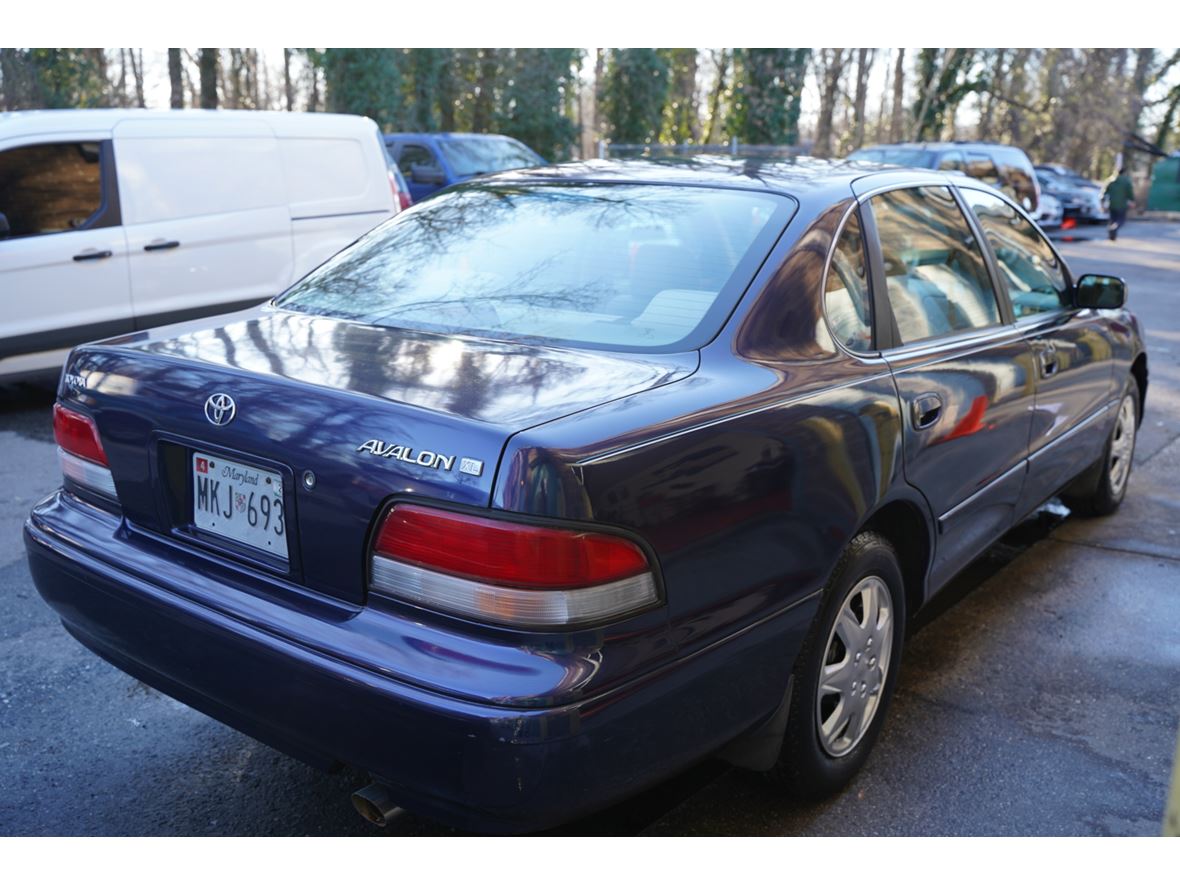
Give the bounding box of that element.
[144,239,180,252]
[911,393,944,430]
[73,249,112,262]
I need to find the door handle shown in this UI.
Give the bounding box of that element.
[73,249,112,262]
[911,393,943,430]
[144,239,180,252]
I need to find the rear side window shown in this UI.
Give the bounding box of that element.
[0,142,105,237]
[824,209,873,351]
[962,189,1068,317]
[276,183,795,352]
[870,186,1001,345]
[937,151,965,172]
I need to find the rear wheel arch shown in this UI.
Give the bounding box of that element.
[855,498,933,624]
[1131,353,1148,425]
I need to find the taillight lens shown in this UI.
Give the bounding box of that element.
[369,503,658,628]
[54,403,117,498]
[388,170,412,211]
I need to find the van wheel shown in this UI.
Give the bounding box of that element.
[1061,377,1139,517]
[767,531,905,798]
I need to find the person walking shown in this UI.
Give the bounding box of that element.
[1104,167,1135,241]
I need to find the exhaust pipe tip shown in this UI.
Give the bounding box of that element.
[351,782,405,827]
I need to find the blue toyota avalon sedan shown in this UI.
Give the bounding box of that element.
[26,158,1146,833]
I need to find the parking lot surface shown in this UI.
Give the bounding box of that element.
[2,221,1178,836]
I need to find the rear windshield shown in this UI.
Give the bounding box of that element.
[438,138,542,177]
[847,148,936,169]
[275,183,795,352]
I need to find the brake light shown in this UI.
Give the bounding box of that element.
[54,403,107,466]
[388,169,412,212]
[369,504,658,627]
[54,403,117,498]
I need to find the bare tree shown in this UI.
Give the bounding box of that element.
[889,48,906,141]
[199,48,219,109]
[702,48,730,145]
[851,48,875,149]
[283,48,294,112]
[813,49,849,158]
[168,49,184,109]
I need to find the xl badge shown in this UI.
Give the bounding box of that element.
[357,439,477,474]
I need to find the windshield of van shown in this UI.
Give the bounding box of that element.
[438,138,542,177]
[275,183,795,352]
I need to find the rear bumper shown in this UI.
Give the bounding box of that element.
[25,490,811,832]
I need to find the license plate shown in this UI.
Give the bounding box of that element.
[192,452,287,560]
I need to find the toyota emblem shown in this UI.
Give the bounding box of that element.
[204,393,236,426]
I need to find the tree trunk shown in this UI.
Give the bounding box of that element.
[889,48,906,142]
[977,49,1006,140]
[702,48,729,145]
[472,49,497,132]
[129,50,145,108]
[813,49,848,158]
[168,49,184,109]
[851,48,873,149]
[199,49,219,109]
[283,49,294,112]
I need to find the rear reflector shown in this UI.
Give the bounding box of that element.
[59,448,118,499]
[370,504,658,627]
[54,403,116,499]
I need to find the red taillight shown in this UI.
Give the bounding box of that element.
[374,504,647,590]
[53,403,107,466]
[369,504,658,627]
[388,170,412,211]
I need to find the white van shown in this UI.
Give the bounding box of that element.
[0,109,399,379]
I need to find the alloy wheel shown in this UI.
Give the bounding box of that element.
[816,575,893,758]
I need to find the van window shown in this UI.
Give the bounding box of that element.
[116,136,284,224]
[870,186,1002,345]
[824,209,874,351]
[937,151,965,172]
[966,153,1000,185]
[0,142,105,237]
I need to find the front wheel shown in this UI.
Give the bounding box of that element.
[1062,378,1139,517]
[767,531,906,798]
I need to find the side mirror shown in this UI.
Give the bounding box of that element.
[0,211,10,238]
[1075,273,1126,309]
[410,164,445,186]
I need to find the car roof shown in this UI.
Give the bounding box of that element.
[856,141,1026,154]
[385,132,522,141]
[483,156,951,202]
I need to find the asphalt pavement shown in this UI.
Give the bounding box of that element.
[1,220,1178,836]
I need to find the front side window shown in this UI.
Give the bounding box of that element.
[276,183,794,351]
[962,189,1069,317]
[870,186,1001,345]
[397,144,439,177]
[824,209,873,351]
[0,141,104,237]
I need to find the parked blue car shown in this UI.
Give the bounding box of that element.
[384,132,545,202]
[26,159,1145,833]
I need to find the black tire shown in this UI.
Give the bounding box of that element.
[1061,376,1140,518]
[766,531,906,798]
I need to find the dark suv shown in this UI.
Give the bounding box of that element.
[848,142,1040,212]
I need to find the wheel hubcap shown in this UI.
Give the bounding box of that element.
[1109,394,1136,496]
[816,575,893,758]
